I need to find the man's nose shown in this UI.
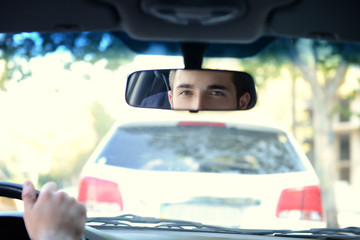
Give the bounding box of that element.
[192,95,206,110]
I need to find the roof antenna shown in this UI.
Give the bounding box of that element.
[181,42,208,69]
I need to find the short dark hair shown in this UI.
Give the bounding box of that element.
[169,69,177,90]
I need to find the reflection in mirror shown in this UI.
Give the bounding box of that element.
[126,69,257,111]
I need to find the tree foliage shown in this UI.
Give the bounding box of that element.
[0,32,135,89]
[0,31,134,187]
[238,37,360,227]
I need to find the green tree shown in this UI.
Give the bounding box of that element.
[90,101,116,142]
[287,39,360,228]
[241,38,360,227]
[37,101,116,187]
[0,32,135,89]
[0,32,135,187]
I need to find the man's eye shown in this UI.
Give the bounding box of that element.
[180,90,191,96]
[210,91,224,96]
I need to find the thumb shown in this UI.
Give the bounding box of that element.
[22,180,37,211]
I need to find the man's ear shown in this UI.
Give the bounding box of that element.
[168,90,173,108]
[239,92,251,110]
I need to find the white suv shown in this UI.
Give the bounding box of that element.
[78,110,325,229]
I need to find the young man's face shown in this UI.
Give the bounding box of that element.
[168,70,250,110]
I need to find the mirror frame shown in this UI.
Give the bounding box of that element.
[126,68,257,111]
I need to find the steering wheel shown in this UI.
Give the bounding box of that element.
[0,181,39,239]
[0,181,39,200]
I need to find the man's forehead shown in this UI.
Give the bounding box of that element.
[176,70,233,78]
[174,70,234,85]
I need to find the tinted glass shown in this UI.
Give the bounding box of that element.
[95,125,306,174]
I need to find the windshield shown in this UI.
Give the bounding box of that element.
[97,125,305,174]
[1,31,359,231]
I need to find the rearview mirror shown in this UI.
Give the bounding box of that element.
[126,69,257,111]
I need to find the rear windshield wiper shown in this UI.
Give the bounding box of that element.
[87,214,360,239]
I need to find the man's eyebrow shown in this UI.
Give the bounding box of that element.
[176,83,194,88]
[175,83,229,90]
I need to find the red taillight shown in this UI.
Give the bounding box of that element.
[178,121,226,127]
[276,185,323,221]
[78,177,123,212]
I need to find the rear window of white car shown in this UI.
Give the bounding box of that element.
[94,125,306,174]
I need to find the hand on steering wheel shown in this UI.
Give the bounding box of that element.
[22,181,87,240]
[0,181,87,240]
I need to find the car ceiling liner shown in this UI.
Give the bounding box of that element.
[1,0,360,44]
